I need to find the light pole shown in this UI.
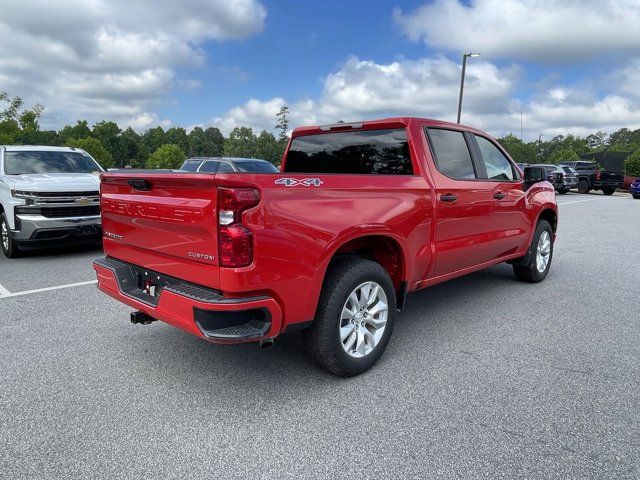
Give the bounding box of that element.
[456,52,480,124]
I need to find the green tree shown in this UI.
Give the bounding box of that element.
[166,127,189,154]
[92,121,123,165]
[0,91,44,144]
[548,148,579,165]
[624,150,640,177]
[146,144,186,169]
[120,127,141,167]
[254,130,280,163]
[60,120,92,141]
[204,127,225,156]
[140,126,166,160]
[66,137,114,168]
[275,105,289,141]
[187,126,207,157]
[497,134,537,163]
[224,127,257,158]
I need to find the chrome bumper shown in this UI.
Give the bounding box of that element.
[12,214,102,241]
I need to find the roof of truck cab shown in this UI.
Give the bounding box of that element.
[1,145,86,152]
[291,117,489,137]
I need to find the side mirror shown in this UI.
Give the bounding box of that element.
[523,166,546,190]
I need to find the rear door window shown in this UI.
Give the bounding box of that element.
[284,129,412,174]
[426,129,477,180]
[180,160,202,172]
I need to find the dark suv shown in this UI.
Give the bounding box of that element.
[179,157,279,174]
[560,161,624,195]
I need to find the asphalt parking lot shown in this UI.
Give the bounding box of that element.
[1,192,638,479]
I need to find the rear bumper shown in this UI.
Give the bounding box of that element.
[93,257,282,344]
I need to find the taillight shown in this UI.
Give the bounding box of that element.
[218,187,259,267]
[596,171,601,181]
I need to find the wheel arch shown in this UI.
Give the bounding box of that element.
[322,233,408,310]
[537,207,557,234]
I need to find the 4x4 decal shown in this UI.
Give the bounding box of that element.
[275,178,323,187]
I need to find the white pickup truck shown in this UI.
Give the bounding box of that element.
[0,145,104,258]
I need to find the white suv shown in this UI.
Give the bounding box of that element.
[0,145,103,258]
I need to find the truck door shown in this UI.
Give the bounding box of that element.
[471,134,530,259]
[424,128,496,277]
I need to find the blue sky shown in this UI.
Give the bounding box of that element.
[1,0,639,140]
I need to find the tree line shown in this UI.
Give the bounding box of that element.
[0,91,290,170]
[497,130,640,176]
[1,91,639,176]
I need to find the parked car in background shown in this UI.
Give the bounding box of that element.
[0,146,103,258]
[94,117,558,376]
[559,165,578,193]
[630,178,640,199]
[560,161,624,195]
[530,164,573,194]
[179,157,279,174]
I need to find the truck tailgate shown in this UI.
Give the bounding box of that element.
[100,173,219,266]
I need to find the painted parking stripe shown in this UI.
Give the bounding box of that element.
[0,280,97,299]
[0,283,11,297]
[557,198,603,206]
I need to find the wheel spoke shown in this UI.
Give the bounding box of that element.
[343,330,357,351]
[368,299,388,317]
[358,283,371,308]
[355,329,366,356]
[364,316,386,329]
[340,323,355,341]
[341,306,355,320]
[366,284,379,307]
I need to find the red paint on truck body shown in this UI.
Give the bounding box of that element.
[94,117,557,344]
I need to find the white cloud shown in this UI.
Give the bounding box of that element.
[211,55,640,141]
[0,0,266,129]
[393,0,640,62]
[211,56,518,134]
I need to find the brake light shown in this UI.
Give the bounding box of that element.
[596,171,601,181]
[218,187,259,267]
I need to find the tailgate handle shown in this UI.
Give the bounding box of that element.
[128,179,151,191]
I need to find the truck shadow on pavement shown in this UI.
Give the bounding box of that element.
[134,263,522,387]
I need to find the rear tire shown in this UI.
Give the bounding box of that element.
[302,257,396,377]
[1,213,21,258]
[513,220,553,283]
[602,187,615,196]
[577,180,590,194]
[633,194,640,200]
[558,187,569,194]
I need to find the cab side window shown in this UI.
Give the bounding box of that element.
[475,136,517,181]
[426,128,477,180]
[217,162,235,173]
[199,161,219,173]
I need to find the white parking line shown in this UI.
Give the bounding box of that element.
[0,280,97,299]
[557,198,602,206]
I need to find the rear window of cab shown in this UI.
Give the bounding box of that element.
[284,129,413,175]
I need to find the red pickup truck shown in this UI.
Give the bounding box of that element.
[94,118,558,376]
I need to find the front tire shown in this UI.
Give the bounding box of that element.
[602,187,615,195]
[513,220,553,283]
[302,257,396,377]
[1,213,21,258]
[577,180,590,194]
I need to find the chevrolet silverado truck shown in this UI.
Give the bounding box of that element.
[560,160,624,195]
[93,118,558,376]
[1,145,103,258]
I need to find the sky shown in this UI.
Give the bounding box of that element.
[1,0,640,141]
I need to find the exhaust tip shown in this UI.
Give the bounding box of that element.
[260,338,274,349]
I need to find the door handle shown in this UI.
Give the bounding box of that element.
[493,192,506,200]
[440,193,458,203]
